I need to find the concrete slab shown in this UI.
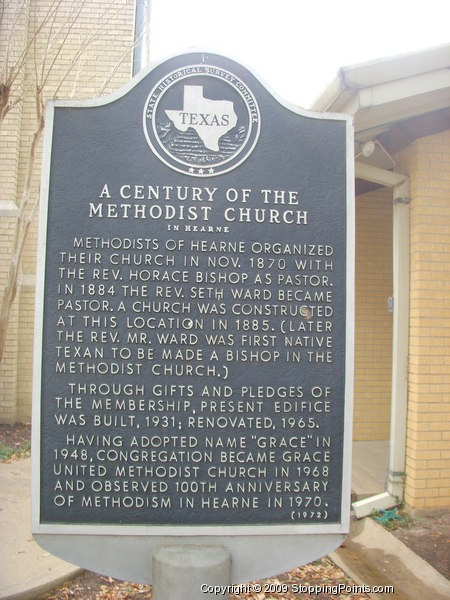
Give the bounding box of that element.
[351,441,388,499]
[0,458,82,600]
[331,517,450,600]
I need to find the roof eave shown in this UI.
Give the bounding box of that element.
[310,43,450,119]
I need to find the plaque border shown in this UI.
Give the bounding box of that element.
[32,52,354,545]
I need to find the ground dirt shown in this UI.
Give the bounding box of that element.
[2,423,448,598]
[390,507,449,579]
[0,422,31,460]
[36,560,373,600]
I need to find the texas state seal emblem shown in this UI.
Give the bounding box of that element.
[143,63,260,176]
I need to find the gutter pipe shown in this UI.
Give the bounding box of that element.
[352,163,410,519]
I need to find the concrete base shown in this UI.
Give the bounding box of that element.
[33,532,347,585]
[152,546,231,600]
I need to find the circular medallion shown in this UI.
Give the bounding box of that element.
[143,64,260,177]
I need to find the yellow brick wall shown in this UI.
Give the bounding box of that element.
[399,130,450,509]
[0,2,30,423]
[353,188,393,441]
[0,1,29,202]
[0,0,136,423]
[0,213,20,423]
[16,280,35,423]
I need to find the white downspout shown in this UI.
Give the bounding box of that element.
[352,162,410,518]
[387,180,410,500]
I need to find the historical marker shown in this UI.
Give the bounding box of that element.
[32,52,354,583]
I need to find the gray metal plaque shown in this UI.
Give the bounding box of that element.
[32,52,354,582]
